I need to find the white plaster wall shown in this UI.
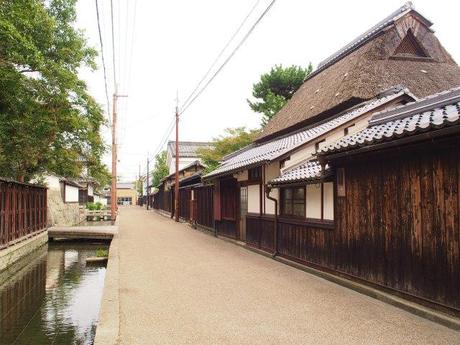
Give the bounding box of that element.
[45,175,61,190]
[248,184,260,213]
[65,185,79,203]
[235,170,248,182]
[265,162,280,214]
[168,157,199,174]
[265,188,279,215]
[284,144,316,171]
[94,195,108,206]
[323,182,334,220]
[306,183,322,219]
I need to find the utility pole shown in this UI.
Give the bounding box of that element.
[110,89,128,221]
[146,158,150,210]
[174,97,180,222]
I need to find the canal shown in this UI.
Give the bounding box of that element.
[0,241,108,345]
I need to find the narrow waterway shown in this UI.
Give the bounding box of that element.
[0,242,108,345]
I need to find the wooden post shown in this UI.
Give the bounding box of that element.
[146,158,150,210]
[174,104,180,222]
[111,90,128,220]
[111,92,117,220]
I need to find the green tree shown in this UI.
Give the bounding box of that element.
[151,151,169,187]
[198,127,259,173]
[248,64,313,126]
[0,0,107,183]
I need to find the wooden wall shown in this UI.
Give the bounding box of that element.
[179,188,191,221]
[195,185,214,229]
[246,141,460,312]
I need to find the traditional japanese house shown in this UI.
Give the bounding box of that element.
[166,141,213,174]
[200,2,460,312]
[153,160,206,220]
[263,87,460,314]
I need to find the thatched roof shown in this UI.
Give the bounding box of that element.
[257,2,460,142]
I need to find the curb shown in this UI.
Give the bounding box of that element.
[94,217,120,344]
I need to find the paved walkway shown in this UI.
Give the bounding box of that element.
[116,207,459,345]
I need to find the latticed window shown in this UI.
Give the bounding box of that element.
[394,29,428,57]
[281,187,305,217]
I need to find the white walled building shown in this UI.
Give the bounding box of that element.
[166,141,213,174]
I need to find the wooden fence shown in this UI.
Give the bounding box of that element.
[0,179,47,249]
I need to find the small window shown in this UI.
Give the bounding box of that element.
[248,166,262,181]
[337,168,345,197]
[344,124,355,136]
[281,187,305,217]
[315,139,326,153]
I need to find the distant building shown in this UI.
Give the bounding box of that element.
[116,182,137,205]
[166,141,212,174]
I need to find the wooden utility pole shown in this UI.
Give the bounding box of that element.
[174,102,180,222]
[146,158,150,210]
[110,90,127,221]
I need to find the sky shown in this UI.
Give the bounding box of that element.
[76,0,460,182]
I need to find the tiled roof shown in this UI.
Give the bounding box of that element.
[320,87,460,155]
[161,160,204,182]
[117,182,135,189]
[204,88,410,179]
[167,141,213,158]
[269,160,326,186]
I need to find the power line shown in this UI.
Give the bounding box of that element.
[110,0,117,87]
[95,0,111,126]
[142,0,277,173]
[180,0,277,114]
[180,0,261,110]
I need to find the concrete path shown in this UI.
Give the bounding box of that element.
[115,206,459,345]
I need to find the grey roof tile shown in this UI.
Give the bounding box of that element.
[204,88,410,179]
[168,141,213,158]
[321,87,460,155]
[269,160,326,186]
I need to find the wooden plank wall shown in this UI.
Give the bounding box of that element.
[246,214,275,252]
[179,188,191,221]
[245,142,460,311]
[216,178,238,238]
[0,181,47,249]
[195,185,214,229]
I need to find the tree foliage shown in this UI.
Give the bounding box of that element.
[248,64,313,126]
[198,127,259,173]
[0,0,108,183]
[151,151,169,187]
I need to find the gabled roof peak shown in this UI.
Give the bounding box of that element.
[311,2,432,80]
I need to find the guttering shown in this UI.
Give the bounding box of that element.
[265,185,278,257]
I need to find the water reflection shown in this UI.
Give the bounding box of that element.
[0,242,108,345]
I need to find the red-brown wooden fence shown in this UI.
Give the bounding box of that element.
[0,178,47,249]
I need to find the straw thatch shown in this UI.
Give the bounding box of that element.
[258,7,460,142]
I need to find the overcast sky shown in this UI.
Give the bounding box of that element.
[76,0,460,182]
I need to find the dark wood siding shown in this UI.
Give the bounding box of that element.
[246,141,460,312]
[216,178,238,239]
[179,188,191,221]
[195,185,214,229]
[246,214,275,252]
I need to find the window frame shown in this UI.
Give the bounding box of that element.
[280,186,306,218]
